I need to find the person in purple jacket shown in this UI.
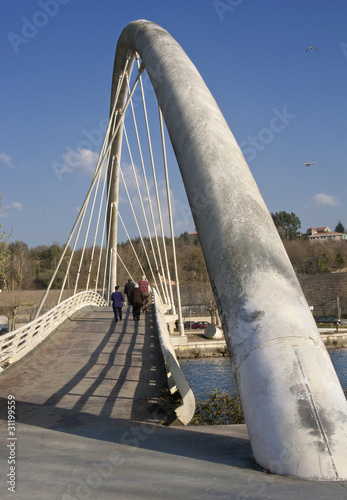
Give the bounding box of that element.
[110,286,125,323]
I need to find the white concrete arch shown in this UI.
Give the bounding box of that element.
[108,20,347,480]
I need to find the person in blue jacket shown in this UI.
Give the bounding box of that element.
[110,286,125,323]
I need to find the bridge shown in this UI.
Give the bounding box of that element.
[1,19,347,497]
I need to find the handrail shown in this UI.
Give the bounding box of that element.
[0,291,107,371]
[152,289,195,425]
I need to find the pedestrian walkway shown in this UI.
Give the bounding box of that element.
[0,305,169,423]
[0,305,346,499]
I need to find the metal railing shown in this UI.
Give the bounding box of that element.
[0,291,107,370]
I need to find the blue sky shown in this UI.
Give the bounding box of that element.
[1,0,347,247]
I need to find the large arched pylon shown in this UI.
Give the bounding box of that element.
[107,20,347,480]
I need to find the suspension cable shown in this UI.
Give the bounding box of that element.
[126,66,170,303]
[117,253,136,283]
[34,57,136,319]
[58,199,89,305]
[96,155,116,293]
[86,49,132,293]
[74,157,104,294]
[103,201,114,299]
[136,59,173,306]
[119,166,161,298]
[83,60,142,296]
[86,151,109,290]
[159,106,185,332]
[118,212,145,277]
[123,125,166,300]
[157,108,177,314]
[35,156,103,319]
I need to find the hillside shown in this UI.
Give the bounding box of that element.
[2,233,347,294]
[1,234,347,328]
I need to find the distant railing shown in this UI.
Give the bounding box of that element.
[152,289,195,425]
[0,291,107,370]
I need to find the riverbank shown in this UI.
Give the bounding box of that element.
[179,350,347,402]
[173,328,347,359]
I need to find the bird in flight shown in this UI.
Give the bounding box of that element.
[305,46,319,53]
[301,162,319,167]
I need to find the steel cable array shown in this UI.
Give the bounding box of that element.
[34,51,184,334]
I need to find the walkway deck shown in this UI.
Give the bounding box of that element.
[0,305,347,499]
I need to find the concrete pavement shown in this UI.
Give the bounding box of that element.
[0,305,347,499]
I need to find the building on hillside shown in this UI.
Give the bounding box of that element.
[305,226,347,242]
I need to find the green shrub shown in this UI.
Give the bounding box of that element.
[336,251,345,266]
[191,388,245,425]
[190,388,347,426]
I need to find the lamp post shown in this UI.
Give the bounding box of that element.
[337,297,340,321]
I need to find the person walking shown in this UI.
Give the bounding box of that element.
[110,286,125,323]
[138,275,151,313]
[129,284,144,321]
[124,279,135,305]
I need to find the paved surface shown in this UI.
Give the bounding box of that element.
[0,306,347,499]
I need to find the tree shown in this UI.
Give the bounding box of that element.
[271,211,301,240]
[335,221,345,234]
[0,196,12,289]
[7,241,30,290]
[199,284,220,325]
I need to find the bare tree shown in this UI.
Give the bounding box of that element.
[0,196,11,289]
[199,283,219,325]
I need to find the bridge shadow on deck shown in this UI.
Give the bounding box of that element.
[41,306,168,422]
[0,304,254,472]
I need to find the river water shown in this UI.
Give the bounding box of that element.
[180,348,347,400]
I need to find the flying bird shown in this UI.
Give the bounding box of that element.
[301,162,319,167]
[305,46,319,53]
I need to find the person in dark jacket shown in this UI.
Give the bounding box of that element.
[124,279,135,305]
[129,284,144,321]
[110,286,125,323]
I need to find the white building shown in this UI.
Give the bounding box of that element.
[306,226,347,242]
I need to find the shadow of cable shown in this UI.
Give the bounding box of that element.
[43,310,123,410]
[0,305,172,425]
[0,304,256,471]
